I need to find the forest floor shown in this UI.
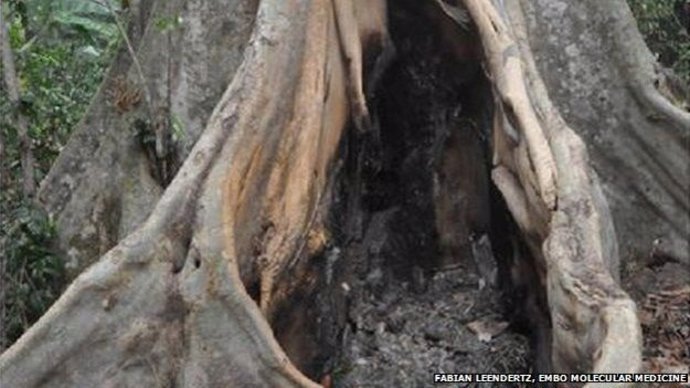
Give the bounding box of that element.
[625,261,690,381]
[325,200,534,387]
[330,242,690,388]
[335,264,531,387]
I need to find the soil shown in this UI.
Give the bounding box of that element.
[334,260,531,387]
[624,261,690,381]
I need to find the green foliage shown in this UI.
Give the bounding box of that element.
[628,0,690,82]
[171,113,187,142]
[1,1,119,177]
[22,0,121,47]
[1,202,64,344]
[1,0,118,347]
[21,43,109,165]
[154,15,183,33]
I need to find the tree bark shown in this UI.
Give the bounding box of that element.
[1,1,35,197]
[37,0,257,277]
[2,0,686,386]
[464,0,642,376]
[0,218,5,353]
[521,0,690,265]
[0,105,5,188]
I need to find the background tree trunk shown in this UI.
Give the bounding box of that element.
[2,0,687,386]
[36,0,258,277]
[1,2,35,197]
[521,0,690,267]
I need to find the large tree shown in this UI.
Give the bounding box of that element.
[1,0,688,386]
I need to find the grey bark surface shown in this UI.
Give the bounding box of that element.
[521,0,690,265]
[37,0,258,277]
[463,0,643,380]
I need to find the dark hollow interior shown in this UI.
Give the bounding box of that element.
[270,0,552,382]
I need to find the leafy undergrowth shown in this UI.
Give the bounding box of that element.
[628,0,690,83]
[0,202,64,345]
[1,0,119,348]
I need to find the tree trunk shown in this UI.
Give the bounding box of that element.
[521,0,690,266]
[2,0,687,386]
[1,2,35,197]
[0,104,5,188]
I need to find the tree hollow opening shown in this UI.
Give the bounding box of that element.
[271,1,552,383]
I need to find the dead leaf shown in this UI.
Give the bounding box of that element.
[467,318,509,343]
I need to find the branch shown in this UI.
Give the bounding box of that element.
[88,0,153,113]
